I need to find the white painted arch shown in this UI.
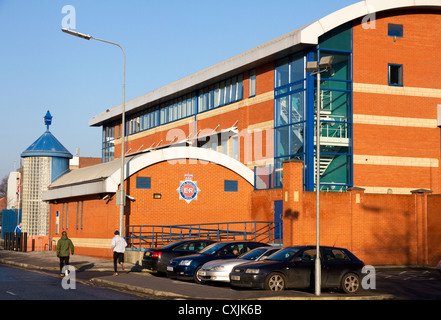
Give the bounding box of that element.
[43,147,255,200]
[107,147,255,190]
[300,0,441,44]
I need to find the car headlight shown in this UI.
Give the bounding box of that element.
[210,265,224,271]
[179,260,192,266]
[245,268,260,274]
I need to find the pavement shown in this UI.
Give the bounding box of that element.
[0,248,395,300]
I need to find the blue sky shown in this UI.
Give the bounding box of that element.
[0,0,358,180]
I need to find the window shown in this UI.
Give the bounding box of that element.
[221,138,228,155]
[388,24,403,38]
[102,124,116,162]
[160,93,196,125]
[324,248,350,261]
[232,136,238,160]
[198,74,244,112]
[300,249,318,261]
[389,64,403,86]
[173,241,210,252]
[76,201,79,230]
[249,69,256,97]
[224,180,238,192]
[65,203,69,230]
[80,201,83,230]
[136,177,151,189]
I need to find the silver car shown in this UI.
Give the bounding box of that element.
[197,246,281,283]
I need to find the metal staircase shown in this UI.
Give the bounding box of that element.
[314,91,349,180]
[314,155,334,177]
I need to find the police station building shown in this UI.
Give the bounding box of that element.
[42,1,441,265]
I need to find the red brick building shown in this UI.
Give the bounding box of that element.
[43,1,441,264]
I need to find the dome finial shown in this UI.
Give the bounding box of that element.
[44,110,52,130]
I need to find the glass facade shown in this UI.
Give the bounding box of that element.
[274,55,306,188]
[102,124,115,163]
[269,23,353,191]
[315,23,353,192]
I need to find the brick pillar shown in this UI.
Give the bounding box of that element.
[281,160,304,247]
[346,187,365,257]
[411,189,432,265]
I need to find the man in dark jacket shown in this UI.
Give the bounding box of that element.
[57,231,74,276]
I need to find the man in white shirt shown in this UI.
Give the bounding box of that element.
[111,230,127,276]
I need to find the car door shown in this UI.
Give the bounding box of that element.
[285,248,316,289]
[321,248,352,287]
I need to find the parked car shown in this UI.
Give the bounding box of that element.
[166,241,267,283]
[142,239,216,274]
[229,245,364,293]
[197,246,281,283]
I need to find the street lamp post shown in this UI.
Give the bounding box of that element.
[62,28,126,236]
[306,54,333,296]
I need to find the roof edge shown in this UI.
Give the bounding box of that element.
[89,0,441,127]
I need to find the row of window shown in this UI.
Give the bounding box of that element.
[198,74,244,112]
[388,23,404,86]
[136,177,239,192]
[102,72,254,162]
[126,73,245,138]
[55,201,84,234]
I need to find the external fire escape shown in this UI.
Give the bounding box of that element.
[314,90,349,190]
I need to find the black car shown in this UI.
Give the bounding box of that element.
[166,241,267,283]
[142,239,216,274]
[229,245,365,293]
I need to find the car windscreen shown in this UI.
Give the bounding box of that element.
[198,242,225,255]
[266,247,300,261]
[239,248,268,260]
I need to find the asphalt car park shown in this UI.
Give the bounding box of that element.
[140,241,441,298]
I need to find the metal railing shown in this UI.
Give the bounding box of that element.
[3,232,27,252]
[126,221,282,250]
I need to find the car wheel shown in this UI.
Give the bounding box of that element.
[194,266,203,284]
[341,273,360,294]
[264,273,285,291]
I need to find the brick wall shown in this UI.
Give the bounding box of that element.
[49,159,254,258]
[282,160,441,266]
[352,11,441,193]
[126,160,253,226]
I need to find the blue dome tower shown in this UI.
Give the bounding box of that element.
[20,111,73,236]
[21,110,73,182]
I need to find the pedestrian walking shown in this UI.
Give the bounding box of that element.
[56,231,74,276]
[14,222,22,235]
[111,230,127,276]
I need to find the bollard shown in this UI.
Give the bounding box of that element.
[4,233,9,250]
[22,233,27,252]
[7,232,12,250]
[14,234,18,251]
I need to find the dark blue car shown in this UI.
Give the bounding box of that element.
[166,241,267,283]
